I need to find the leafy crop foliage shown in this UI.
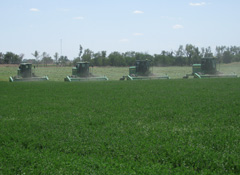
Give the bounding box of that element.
[0,79,240,174]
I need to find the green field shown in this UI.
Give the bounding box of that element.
[0,62,239,81]
[0,78,240,174]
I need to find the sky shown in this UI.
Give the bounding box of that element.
[0,0,240,60]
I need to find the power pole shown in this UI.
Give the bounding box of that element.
[60,39,62,56]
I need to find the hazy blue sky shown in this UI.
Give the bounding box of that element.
[0,0,240,60]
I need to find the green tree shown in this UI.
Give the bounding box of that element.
[72,45,83,65]
[79,45,83,60]
[135,52,153,62]
[185,44,202,65]
[222,50,233,64]
[123,51,136,66]
[92,52,102,66]
[4,52,22,64]
[32,51,40,66]
[82,49,94,62]
[108,51,124,66]
[154,51,174,66]
[53,52,59,66]
[215,46,226,63]
[0,52,4,64]
[204,46,213,58]
[92,51,108,66]
[101,51,109,66]
[185,44,195,65]
[154,54,165,66]
[175,45,187,66]
[230,46,240,62]
[4,52,13,64]
[193,47,201,63]
[41,52,53,67]
[175,45,185,57]
[59,56,69,66]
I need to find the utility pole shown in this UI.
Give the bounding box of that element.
[60,39,62,56]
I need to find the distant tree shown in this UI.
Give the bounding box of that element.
[0,52,4,64]
[175,45,185,57]
[215,46,226,63]
[233,53,240,62]
[59,56,69,66]
[200,47,205,58]
[230,46,240,62]
[79,45,83,60]
[135,52,153,62]
[222,50,233,64]
[41,52,48,66]
[184,44,202,65]
[2,44,240,67]
[193,47,201,63]
[41,52,53,66]
[3,52,11,64]
[3,52,22,64]
[82,49,94,62]
[108,51,124,66]
[101,51,109,66]
[185,44,195,65]
[92,52,102,66]
[154,54,165,66]
[53,52,59,66]
[73,44,83,63]
[154,51,174,66]
[91,51,108,66]
[123,51,136,66]
[22,58,37,64]
[19,54,24,59]
[32,50,40,66]
[72,57,79,66]
[175,45,186,66]
[204,46,213,58]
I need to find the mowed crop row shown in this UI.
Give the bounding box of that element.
[0,79,240,174]
[0,62,240,81]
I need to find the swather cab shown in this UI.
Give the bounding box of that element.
[9,63,49,82]
[183,57,237,79]
[64,62,108,82]
[120,60,169,80]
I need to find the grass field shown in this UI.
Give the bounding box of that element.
[0,62,239,81]
[0,78,240,174]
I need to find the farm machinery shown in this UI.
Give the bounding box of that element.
[64,62,108,82]
[183,57,238,79]
[9,63,49,82]
[120,60,169,80]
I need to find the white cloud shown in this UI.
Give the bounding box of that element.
[173,24,184,29]
[189,2,206,6]
[74,16,84,20]
[133,10,144,14]
[133,33,143,36]
[119,39,129,42]
[30,8,39,12]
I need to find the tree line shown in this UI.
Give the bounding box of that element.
[1,44,240,67]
